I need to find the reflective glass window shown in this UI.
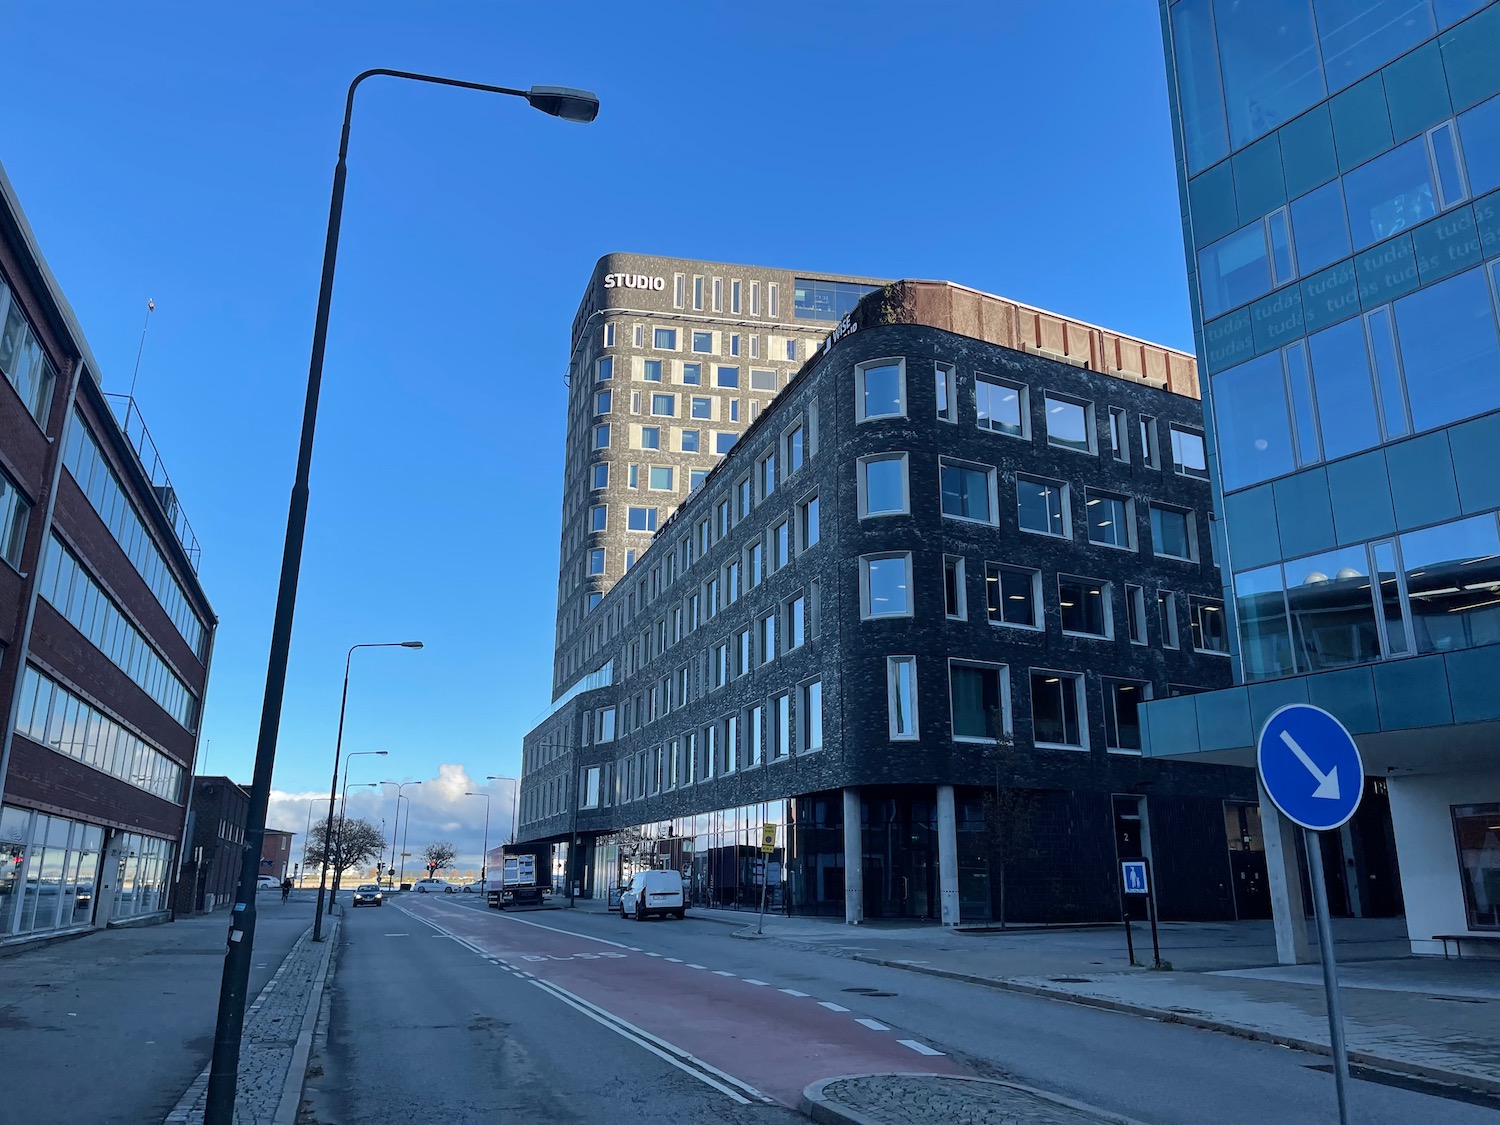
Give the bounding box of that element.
[648,466,673,490]
[1280,104,1340,197]
[1331,73,1393,171]
[1364,307,1411,438]
[1104,679,1148,751]
[1458,93,1500,196]
[1017,476,1068,537]
[1291,180,1352,272]
[1235,135,1289,223]
[1199,223,1272,318]
[715,365,739,389]
[1372,539,1411,655]
[1283,546,1381,671]
[1430,122,1468,207]
[976,375,1026,436]
[863,554,911,618]
[1394,265,1500,431]
[1190,596,1231,653]
[1030,672,1083,747]
[1086,489,1131,549]
[680,429,700,452]
[1343,137,1437,249]
[1439,2,1500,111]
[1268,209,1297,284]
[1402,514,1500,653]
[1172,0,1229,172]
[654,328,677,350]
[1212,352,1295,491]
[940,461,994,523]
[639,426,660,450]
[1044,394,1092,453]
[1283,342,1322,465]
[1059,576,1110,637]
[860,455,906,517]
[682,362,702,385]
[952,663,1006,741]
[987,564,1039,628]
[1385,41,1453,141]
[1235,565,1295,679]
[858,362,904,420]
[1307,318,1381,459]
[644,359,663,382]
[1151,505,1194,561]
[1314,0,1434,92]
[1452,803,1500,929]
[1215,0,1326,150]
[1170,426,1210,478]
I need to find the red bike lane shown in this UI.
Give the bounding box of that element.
[399,898,964,1107]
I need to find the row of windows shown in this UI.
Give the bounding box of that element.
[595,386,776,422]
[1171,0,1494,173]
[670,273,778,318]
[0,276,58,428]
[603,355,792,391]
[14,665,184,802]
[854,452,1207,563]
[1214,260,1500,493]
[625,326,802,365]
[0,465,30,570]
[62,410,208,656]
[38,534,197,730]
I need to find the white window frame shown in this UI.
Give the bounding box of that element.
[943,555,967,620]
[1057,574,1114,640]
[860,552,914,620]
[935,362,957,423]
[986,563,1043,631]
[1017,474,1072,539]
[1043,391,1096,455]
[976,373,1029,438]
[1150,503,1198,562]
[855,357,907,423]
[887,656,919,741]
[1103,678,1152,755]
[1126,583,1148,645]
[1029,668,1088,751]
[856,452,910,519]
[1084,488,1135,551]
[948,658,1012,744]
[938,457,999,526]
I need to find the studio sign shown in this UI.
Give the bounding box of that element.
[603,273,666,291]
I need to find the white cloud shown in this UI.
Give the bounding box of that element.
[265,764,519,879]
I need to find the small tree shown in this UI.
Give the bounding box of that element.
[304,816,386,878]
[983,719,1041,929]
[421,841,458,878]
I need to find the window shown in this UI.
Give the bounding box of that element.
[736,627,751,676]
[1017,476,1069,537]
[944,556,966,620]
[731,280,741,314]
[1169,425,1209,479]
[597,357,613,383]
[888,657,918,740]
[594,390,612,415]
[713,643,728,689]
[1,468,32,568]
[746,542,763,589]
[935,362,957,423]
[693,276,704,310]
[588,548,605,575]
[768,283,780,318]
[673,275,685,308]
[786,339,797,361]
[1044,393,1093,453]
[729,334,740,357]
[861,553,912,618]
[654,327,677,350]
[715,432,737,454]
[858,453,907,517]
[633,325,644,347]
[940,459,996,524]
[786,594,806,650]
[745,703,763,767]
[591,463,608,490]
[716,365,740,389]
[690,396,712,420]
[760,452,777,498]
[680,429,700,453]
[1343,137,1437,252]
[1059,576,1112,638]
[1139,416,1158,469]
[603,322,616,347]
[773,520,790,569]
[593,424,610,450]
[1126,584,1148,645]
[1030,671,1084,748]
[729,400,740,423]
[1159,591,1180,648]
[1150,505,1195,561]
[627,507,658,533]
[750,368,776,392]
[856,360,905,421]
[799,496,820,549]
[750,281,761,316]
[648,466,673,491]
[682,362,702,385]
[590,505,607,532]
[736,475,753,519]
[683,330,713,356]
[785,425,805,473]
[644,359,663,382]
[683,732,697,785]
[651,393,675,416]
[1109,407,1127,461]
[639,426,660,450]
[712,277,723,312]
[772,693,791,759]
[1453,802,1500,930]
[976,374,1026,437]
[760,613,776,663]
[1190,596,1229,653]
[987,564,1040,629]
[950,661,1008,741]
[1104,679,1148,753]
[716,499,731,539]
[800,680,822,751]
[1082,489,1130,549]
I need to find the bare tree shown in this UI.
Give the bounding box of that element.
[421,841,458,878]
[304,817,386,877]
[983,720,1041,929]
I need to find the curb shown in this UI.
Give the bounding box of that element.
[849,955,1500,1098]
[271,916,339,1125]
[801,1073,1152,1125]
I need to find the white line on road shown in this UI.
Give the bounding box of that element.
[665,957,683,963]
[644,951,661,957]
[856,1018,889,1031]
[458,908,637,951]
[686,964,707,970]
[898,1039,945,1056]
[742,979,770,986]
[712,970,736,977]
[818,1002,850,1012]
[779,988,810,997]
[383,933,409,937]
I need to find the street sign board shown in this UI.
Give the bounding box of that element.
[761,824,777,853]
[1121,860,1149,896]
[1258,704,1364,832]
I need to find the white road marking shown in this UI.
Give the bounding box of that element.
[426,902,636,950]
[687,963,707,970]
[713,970,736,977]
[899,1039,945,1056]
[779,988,810,997]
[665,957,684,963]
[856,1018,889,1031]
[743,978,770,986]
[818,1001,850,1012]
[644,951,661,957]
[383,933,409,937]
[626,946,642,951]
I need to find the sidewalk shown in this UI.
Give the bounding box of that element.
[804,1074,1149,1125]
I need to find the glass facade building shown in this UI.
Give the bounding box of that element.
[1153,0,1500,953]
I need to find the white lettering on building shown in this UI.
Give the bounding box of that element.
[603,273,667,292]
[821,314,858,354]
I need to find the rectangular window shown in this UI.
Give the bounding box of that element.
[673,274,685,308]
[747,704,763,767]
[750,335,760,358]
[760,452,777,498]
[940,459,996,523]
[693,276,704,310]
[1150,505,1195,561]
[690,396,712,420]
[654,327,677,350]
[736,627,751,676]
[731,280,741,314]
[1126,583,1147,645]
[715,431,737,454]
[935,362,957,423]
[1058,575,1112,638]
[1044,393,1094,453]
[591,463,608,490]
[976,374,1026,437]
[858,453,908,517]
[786,594,806,650]
[1103,679,1148,753]
[786,339,797,361]
[760,613,776,663]
[800,680,822,751]
[944,556,966,619]
[1017,475,1069,537]
[1190,596,1229,653]
[0,468,32,569]
[729,334,741,357]
[1159,591,1179,649]
[603,322,616,347]
[682,362,702,385]
[643,359,663,382]
[786,425,805,472]
[729,400,741,423]
[593,423,610,450]
[594,389,612,415]
[888,656,918,740]
[1085,488,1132,549]
[590,505,607,532]
[861,553,912,618]
[639,426,660,450]
[1343,137,1437,251]
[1109,407,1127,461]
[950,660,1008,741]
[633,325,644,347]
[1169,425,1209,479]
[712,277,723,312]
[768,283,780,318]
[684,732,697,784]
[750,368,776,391]
[773,693,791,759]
[680,429,700,453]
[737,475,753,519]
[773,520,790,569]
[627,507,658,533]
[716,499,730,539]
[747,542,764,589]
[1453,802,1500,930]
[687,330,713,354]
[1030,671,1084,748]
[588,548,605,575]
[856,360,905,421]
[716,365,740,389]
[650,393,675,416]
[714,643,728,689]
[750,281,761,316]
[986,563,1040,628]
[800,496,820,549]
[648,466,673,491]
[1140,416,1159,469]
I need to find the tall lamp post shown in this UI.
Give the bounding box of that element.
[204,70,597,1125]
[487,775,519,845]
[465,791,492,889]
[383,780,421,887]
[328,750,388,911]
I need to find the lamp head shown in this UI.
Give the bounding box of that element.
[525,85,600,123]
[401,641,424,649]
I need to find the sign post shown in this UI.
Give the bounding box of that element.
[1120,859,1160,968]
[1258,704,1364,1125]
[757,824,777,935]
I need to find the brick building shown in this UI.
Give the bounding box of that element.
[176,777,248,914]
[260,828,293,883]
[520,276,1258,925]
[0,162,216,946]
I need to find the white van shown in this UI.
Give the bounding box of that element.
[618,870,685,921]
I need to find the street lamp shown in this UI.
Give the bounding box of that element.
[314,645,419,938]
[327,750,389,911]
[205,68,596,1125]
[465,791,492,890]
[383,780,422,887]
[487,775,519,845]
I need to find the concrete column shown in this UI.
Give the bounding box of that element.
[1260,781,1311,965]
[937,785,960,926]
[842,788,863,925]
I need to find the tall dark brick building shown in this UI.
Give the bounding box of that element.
[0,162,216,947]
[521,273,1257,925]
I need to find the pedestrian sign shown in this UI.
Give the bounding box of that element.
[761,824,777,853]
[1257,704,1364,832]
[1121,860,1148,896]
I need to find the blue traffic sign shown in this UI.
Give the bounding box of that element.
[1121,860,1149,896]
[1257,704,1364,832]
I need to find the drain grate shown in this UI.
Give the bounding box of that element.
[1048,976,1093,984]
[842,987,897,997]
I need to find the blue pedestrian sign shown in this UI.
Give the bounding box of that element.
[1121,860,1149,896]
[1257,704,1364,832]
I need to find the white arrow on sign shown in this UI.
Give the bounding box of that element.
[1280,730,1340,801]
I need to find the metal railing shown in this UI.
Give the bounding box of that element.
[103,393,202,572]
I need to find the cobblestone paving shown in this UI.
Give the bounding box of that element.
[165,919,336,1125]
[816,1075,1130,1125]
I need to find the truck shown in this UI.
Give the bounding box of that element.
[486,851,552,910]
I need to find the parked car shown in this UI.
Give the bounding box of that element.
[412,878,459,894]
[460,881,487,893]
[619,870,686,921]
[352,884,384,908]
[256,875,280,890]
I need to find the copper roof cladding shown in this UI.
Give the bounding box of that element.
[864,280,1200,400]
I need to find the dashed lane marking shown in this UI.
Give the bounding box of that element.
[818,1002,850,1012]
[687,964,707,970]
[665,957,684,963]
[856,1018,889,1031]
[713,970,736,977]
[899,1039,945,1056]
[779,988,810,998]
[743,979,770,986]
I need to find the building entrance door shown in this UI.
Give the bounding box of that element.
[1224,802,1271,920]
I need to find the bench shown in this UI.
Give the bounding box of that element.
[1433,933,1500,958]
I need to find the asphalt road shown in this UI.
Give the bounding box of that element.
[303,896,1500,1125]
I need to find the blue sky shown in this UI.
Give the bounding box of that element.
[0,2,1193,864]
